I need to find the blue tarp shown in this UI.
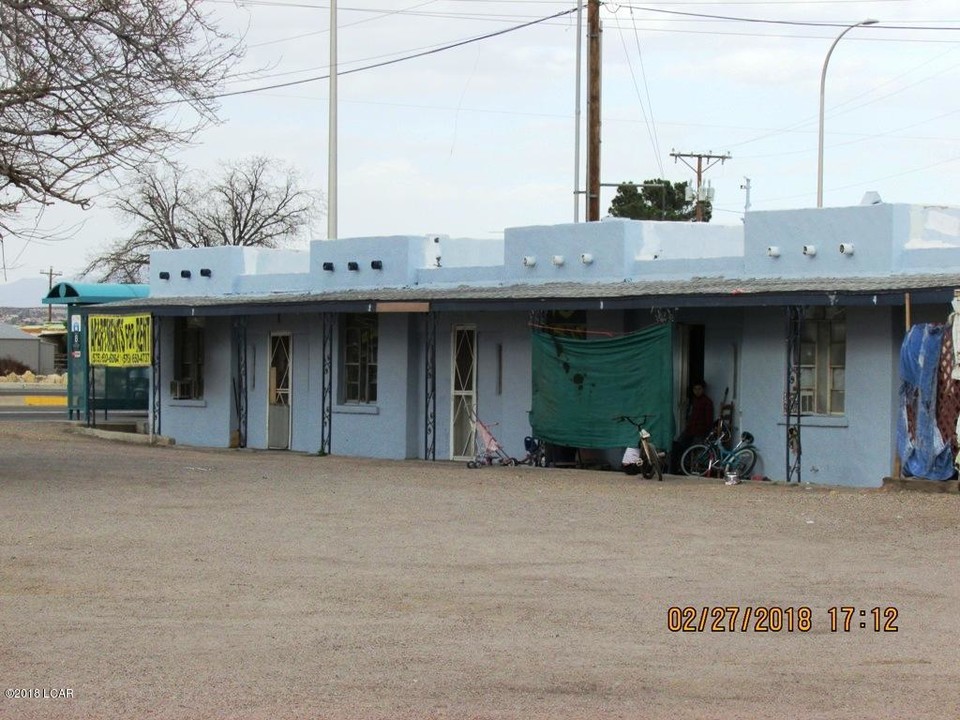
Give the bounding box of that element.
[897,323,954,480]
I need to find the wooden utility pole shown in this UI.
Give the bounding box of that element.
[670,150,731,222]
[586,0,601,222]
[40,266,62,322]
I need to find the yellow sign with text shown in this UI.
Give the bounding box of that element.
[87,315,152,367]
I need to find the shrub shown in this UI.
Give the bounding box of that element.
[0,356,31,375]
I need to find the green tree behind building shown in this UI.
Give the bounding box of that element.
[608,179,711,222]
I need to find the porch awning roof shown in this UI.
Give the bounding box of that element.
[42,282,149,305]
[81,272,960,316]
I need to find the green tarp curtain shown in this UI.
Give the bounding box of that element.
[529,324,674,450]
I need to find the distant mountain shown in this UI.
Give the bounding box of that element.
[0,306,66,325]
[0,277,63,307]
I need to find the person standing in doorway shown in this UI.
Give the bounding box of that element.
[671,381,715,473]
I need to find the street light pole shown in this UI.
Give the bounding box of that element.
[816,19,877,208]
[327,0,338,239]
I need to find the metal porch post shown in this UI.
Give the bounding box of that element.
[424,311,437,461]
[151,315,161,437]
[785,306,803,483]
[320,312,334,455]
[233,316,248,448]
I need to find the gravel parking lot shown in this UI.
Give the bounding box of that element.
[1,422,958,719]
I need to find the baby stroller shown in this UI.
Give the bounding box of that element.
[465,410,517,468]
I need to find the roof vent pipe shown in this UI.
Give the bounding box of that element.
[839,243,854,256]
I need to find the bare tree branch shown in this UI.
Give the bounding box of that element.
[0,0,242,232]
[83,158,322,282]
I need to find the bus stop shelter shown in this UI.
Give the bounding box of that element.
[43,282,150,420]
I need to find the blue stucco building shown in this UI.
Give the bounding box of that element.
[99,201,960,486]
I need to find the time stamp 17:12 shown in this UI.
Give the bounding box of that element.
[666,606,900,633]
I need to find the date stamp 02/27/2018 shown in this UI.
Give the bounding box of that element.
[666,606,900,634]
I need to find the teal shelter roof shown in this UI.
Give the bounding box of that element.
[43,282,149,305]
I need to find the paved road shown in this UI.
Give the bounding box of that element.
[0,407,144,423]
[0,407,67,422]
[1,422,958,719]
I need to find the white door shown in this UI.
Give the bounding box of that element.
[451,326,477,460]
[267,334,292,449]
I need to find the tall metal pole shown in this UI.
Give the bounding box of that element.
[586,0,601,222]
[327,0,338,239]
[816,19,877,208]
[572,0,583,223]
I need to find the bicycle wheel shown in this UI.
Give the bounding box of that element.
[726,447,757,478]
[680,444,715,477]
[643,442,663,482]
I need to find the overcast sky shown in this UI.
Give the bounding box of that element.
[5,0,960,284]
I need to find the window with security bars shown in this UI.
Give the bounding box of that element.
[798,307,845,415]
[172,317,204,399]
[341,314,378,404]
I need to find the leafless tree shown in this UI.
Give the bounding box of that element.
[0,1,242,233]
[82,158,322,282]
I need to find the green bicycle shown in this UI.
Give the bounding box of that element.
[680,422,758,479]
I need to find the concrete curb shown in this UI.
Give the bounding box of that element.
[71,426,176,447]
[881,476,959,493]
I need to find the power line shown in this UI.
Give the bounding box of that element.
[618,5,960,32]
[609,3,663,176]
[215,6,579,99]
[629,5,663,175]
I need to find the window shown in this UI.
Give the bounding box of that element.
[798,308,845,415]
[171,317,204,399]
[341,314,377,403]
[543,310,587,338]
